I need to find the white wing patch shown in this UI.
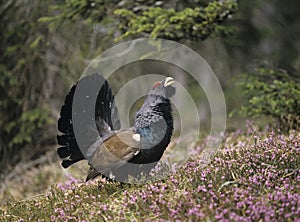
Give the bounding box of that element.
[132,133,141,142]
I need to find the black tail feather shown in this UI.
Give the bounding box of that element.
[95,78,121,135]
[57,146,69,158]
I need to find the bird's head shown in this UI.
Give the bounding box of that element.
[135,76,176,126]
[148,77,176,101]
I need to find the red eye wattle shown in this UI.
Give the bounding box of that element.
[153,82,161,89]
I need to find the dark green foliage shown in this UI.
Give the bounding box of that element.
[39,0,120,25]
[44,0,237,42]
[115,0,237,41]
[239,66,300,130]
[4,109,51,148]
[0,1,53,172]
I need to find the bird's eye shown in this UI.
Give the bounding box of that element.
[153,82,161,89]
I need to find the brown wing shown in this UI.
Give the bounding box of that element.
[86,130,140,181]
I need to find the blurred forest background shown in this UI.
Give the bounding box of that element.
[0,0,299,195]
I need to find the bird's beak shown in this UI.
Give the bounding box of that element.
[164,77,175,87]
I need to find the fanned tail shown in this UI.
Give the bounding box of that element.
[57,74,120,169]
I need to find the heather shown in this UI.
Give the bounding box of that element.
[1,127,299,221]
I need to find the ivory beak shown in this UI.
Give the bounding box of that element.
[164,77,175,87]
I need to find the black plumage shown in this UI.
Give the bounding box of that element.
[57,74,175,182]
